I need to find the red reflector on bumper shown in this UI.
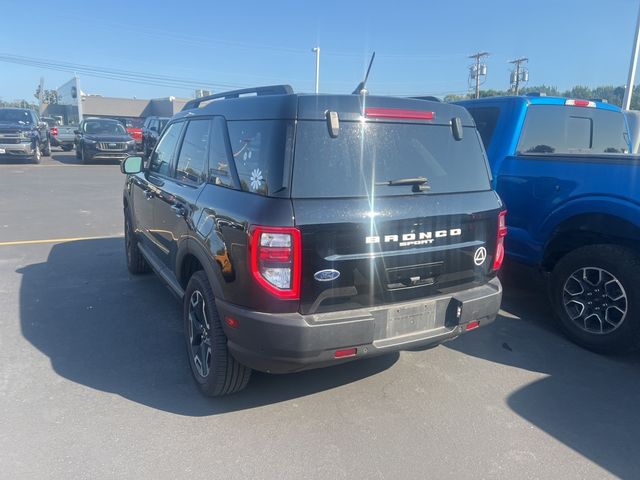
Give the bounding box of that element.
[225,316,239,329]
[334,348,357,358]
[465,321,480,331]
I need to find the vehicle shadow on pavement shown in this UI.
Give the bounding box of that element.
[49,153,121,166]
[17,238,397,416]
[446,262,640,479]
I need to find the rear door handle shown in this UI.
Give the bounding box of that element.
[171,204,186,217]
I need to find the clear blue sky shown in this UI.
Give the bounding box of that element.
[1,0,639,101]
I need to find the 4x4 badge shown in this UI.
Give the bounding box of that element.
[314,269,340,282]
[474,247,487,266]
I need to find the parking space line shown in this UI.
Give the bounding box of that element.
[0,234,123,247]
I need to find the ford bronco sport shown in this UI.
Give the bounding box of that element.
[120,85,505,396]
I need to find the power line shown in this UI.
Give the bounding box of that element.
[0,54,251,92]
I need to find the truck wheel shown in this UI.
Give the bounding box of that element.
[183,271,251,396]
[550,244,640,353]
[42,139,51,157]
[32,144,41,164]
[124,212,149,274]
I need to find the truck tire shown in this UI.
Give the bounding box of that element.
[124,212,149,274]
[183,271,251,396]
[32,143,41,164]
[42,139,51,157]
[550,244,640,353]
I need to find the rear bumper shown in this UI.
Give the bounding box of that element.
[0,142,34,156]
[217,277,502,373]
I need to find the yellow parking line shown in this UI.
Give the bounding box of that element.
[0,234,123,247]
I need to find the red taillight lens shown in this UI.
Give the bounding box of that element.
[250,226,301,300]
[565,99,595,108]
[365,108,435,120]
[334,348,357,358]
[50,127,58,136]
[493,210,508,271]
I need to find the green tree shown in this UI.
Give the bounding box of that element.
[34,86,58,104]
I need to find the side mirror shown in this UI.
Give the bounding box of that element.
[121,155,144,174]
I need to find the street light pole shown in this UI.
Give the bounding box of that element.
[623,4,640,110]
[312,47,320,94]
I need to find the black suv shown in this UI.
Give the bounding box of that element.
[0,108,51,163]
[141,116,169,157]
[121,85,505,396]
[75,117,136,164]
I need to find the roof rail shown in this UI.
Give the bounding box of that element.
[182,85,294,111]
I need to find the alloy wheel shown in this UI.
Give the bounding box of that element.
[188,290,212,378]
[562,267,628,334]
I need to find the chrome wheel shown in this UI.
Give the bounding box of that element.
[562,267,628,334]
[188,290,212,378]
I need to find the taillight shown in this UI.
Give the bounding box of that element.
[365,108,435,120]
[565,99,595,108]
[250,226,301,300]
[50,127,58,136]
[493,210,507,271]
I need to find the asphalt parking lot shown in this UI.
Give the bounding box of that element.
[1,151,639,479]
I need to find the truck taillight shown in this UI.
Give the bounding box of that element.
[250,226,301,300]
[565,99,595,108]
[493,210,507,271]
[50,127,58,136]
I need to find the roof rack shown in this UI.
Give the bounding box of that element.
[182,85,294,111]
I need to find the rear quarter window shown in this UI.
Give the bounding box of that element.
[291,121,491,198]
[465,106,500,150]
[517,105,629,155]
[226,120,291,196]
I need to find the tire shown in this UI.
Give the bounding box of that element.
[32,143,41,164]
[80,146,89,165]
[62,145,73,152]
[124,211,149,274]
[42,139,51,157]
[183,271,251,396]
[75,144,81,159]
[550,244,640,353]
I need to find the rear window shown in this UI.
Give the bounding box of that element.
[291,121,491,198]
[466,106,500,150]
[517,105,629,155]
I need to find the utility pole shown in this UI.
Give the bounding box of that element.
[468,52,489,99]
[38,77,45,115]
[623,4,640,110]
[509,57,529,95]
[312,47,320,94]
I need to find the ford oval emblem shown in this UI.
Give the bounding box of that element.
[314,269,341,282]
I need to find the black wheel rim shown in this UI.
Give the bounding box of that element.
[188,290,212,378]
[562,267,628,334]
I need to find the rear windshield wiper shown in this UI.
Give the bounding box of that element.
[375,176,430,192]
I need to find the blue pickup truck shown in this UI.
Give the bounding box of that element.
[456,95,640,353]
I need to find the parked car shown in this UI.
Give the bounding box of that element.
[115,117,144,151]
[75,117,136,164]
[141,116,169,157]
[49,123,77,151]
[120,85,505,396]
[0,108,51,163]
[457,95,640,353]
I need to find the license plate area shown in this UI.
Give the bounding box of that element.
[384,302,437,339]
